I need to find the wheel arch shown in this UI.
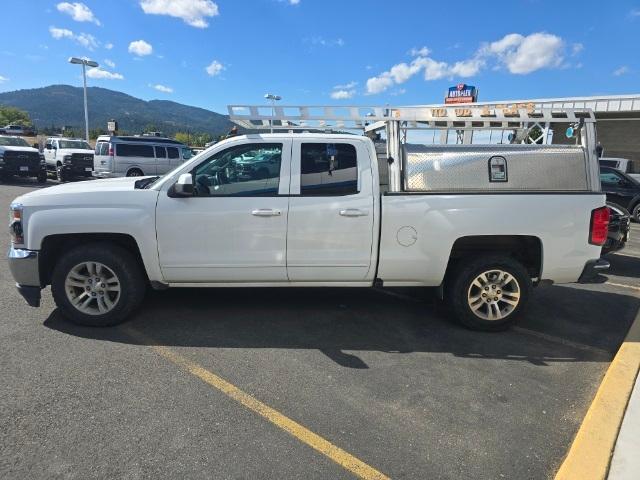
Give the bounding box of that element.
[445,235,543,281]
[39,233,148,287]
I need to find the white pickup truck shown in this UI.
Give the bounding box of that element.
[7,105,610,331]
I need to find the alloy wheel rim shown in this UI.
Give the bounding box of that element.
[467,269,520,321]
[64,261,121,315]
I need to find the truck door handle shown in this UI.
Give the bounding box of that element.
[252,209,281,217]
[339,209,368,217]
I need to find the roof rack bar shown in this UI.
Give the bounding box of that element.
[228,104,595,131]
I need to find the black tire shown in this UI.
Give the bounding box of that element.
[446,255,531,331]
[126,168,143,177]
[56,165,67,183]
[632,203,640,223]
[51,243,146,327]
[37,171,47,184]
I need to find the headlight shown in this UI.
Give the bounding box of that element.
[63,155,72,165]
[9,203,24,245]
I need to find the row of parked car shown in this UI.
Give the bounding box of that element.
[0,134,194,183]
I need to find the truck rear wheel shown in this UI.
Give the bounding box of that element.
[447,255,531,331]
[51,243,146,327]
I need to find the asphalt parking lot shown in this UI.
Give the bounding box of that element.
[1,178,639,480]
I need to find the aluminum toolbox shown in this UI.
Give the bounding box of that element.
[403,144,589,192]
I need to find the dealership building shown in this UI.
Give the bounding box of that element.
[425,91,640,167]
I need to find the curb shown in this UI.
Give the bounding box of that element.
[555,307,640,480]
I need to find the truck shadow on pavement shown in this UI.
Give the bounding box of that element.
[605,253,640,279]
[43,285,639,369]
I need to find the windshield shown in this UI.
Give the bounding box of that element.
[0,136,30,147]
[58,140,92,150]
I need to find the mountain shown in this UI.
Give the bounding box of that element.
[0,84,234,136]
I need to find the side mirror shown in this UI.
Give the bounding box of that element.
[168,173,194,197]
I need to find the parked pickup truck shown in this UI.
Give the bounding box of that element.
[7,106,610,331]
[0,135,47,183]
[43,137,94,182]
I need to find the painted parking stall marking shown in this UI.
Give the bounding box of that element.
[123,326,390,480]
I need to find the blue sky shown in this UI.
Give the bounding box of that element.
[1,0,639,114]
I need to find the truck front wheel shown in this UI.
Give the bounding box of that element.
[447,255,531,331]
[51,243,146,327]
[56,165,67,183]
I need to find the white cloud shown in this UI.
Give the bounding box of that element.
[49,26,74,39]
[334,81,357,90]
[613,66,629,76]
[409,46,430,57]
[487,32,564,74]
[366,31,567,94]
[49,26,98,50]
[139,0,219,28]
[330,89,355,100]
[0,75,8,83]
[56,2,100,25]
[205,60,224,76]
[104,42,113,50]
[366,75,394,95]
[630,9,640,17]
[86,67,123,80]
[289,0,300,4]
[150,83,173,93]
[76,33,98,50]
[128,39,153,56]
[104,59,115,68]
[571,43,584,56]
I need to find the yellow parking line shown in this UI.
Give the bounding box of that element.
[512,327,611,358]
[605,281,640,293]
[554,309,640,480]
[122,327,390,480]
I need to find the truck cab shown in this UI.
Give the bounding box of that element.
[44,137,94,182]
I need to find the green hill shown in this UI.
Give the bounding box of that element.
[0,84,233,136]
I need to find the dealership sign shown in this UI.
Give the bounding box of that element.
[445,84,478,104]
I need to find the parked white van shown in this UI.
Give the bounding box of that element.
[93,135,192,178]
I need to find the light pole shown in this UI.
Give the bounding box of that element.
[264,93,281,134]
[69,57,98,141]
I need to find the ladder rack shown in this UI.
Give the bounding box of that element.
[227,104,595,131]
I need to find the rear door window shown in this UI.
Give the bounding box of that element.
[155,146,166,158]
[116,144,155,157]
[167,147,179,159]
[300,143,358,196]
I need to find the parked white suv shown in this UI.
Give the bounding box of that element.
[93,135,192,178]
[43,137,94,182]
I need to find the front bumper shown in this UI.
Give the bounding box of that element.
[577,258,610,283]
[0,165,46,177]
[7,247,41,307]
[62,164,94,176]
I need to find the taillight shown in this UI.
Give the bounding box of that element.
[108,143,114,157]
[589,206,610,246]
